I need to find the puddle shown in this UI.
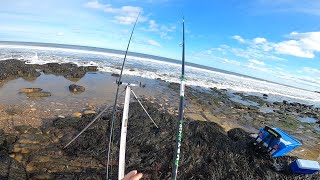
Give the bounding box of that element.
[229,95,259,106]
[298,117,318,123]
[259,107,275,114]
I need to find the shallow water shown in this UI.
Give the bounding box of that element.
[259,106,275,114]
[298,117,318,123]
[0,72,169,106]
[228,95,259,106]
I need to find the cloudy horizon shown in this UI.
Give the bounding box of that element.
[0,0,319,91]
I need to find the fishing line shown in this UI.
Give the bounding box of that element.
[106,12,141,180]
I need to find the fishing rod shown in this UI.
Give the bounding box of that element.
[172,17,186,180]
[106,12,140,180]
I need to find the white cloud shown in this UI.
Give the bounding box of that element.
[226,45,284,61]
[253,37,267,44]
[84,1,147,24]
[143,20,176,40]
[301,67,320,75]
[220,58,241,66]
[85,0,105,9]
[56,32,64,36]
[230,32,320,59]
[232,35,246,43]
[273,32,320,58]
[246,63,273,73]
[148,20,158,32]
[248,59,265,66]
[273,40,314,58]
[146,39,161,47]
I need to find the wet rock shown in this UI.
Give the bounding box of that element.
[168,82,179,91]
[0,154,26,180]
[14,153,23,161]
[227,128,252,141]
[26,91,51,98]
[41,63,97,79]
[5,107,22,115]
[83,110,96,115]
[72,112,82,118]
[19,87,51,98]
[19,88,42,93]
[57,101,318,180]
[15,125,41,134]
[111,73,120,77]
[69,84,85,93]
[263,94,268,98]
[233,103,247,109]
[0,59,41,81]
[0,59,97,83]
[304,112,318,118]
[0,130,5,147]
[273,102,283,106]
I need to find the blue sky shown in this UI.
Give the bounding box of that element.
[0,0,320,91]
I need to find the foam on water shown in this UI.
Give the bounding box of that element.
[1,44,320,106]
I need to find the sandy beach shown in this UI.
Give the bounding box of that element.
[0,59,319,179]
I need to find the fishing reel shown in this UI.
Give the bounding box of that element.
[115,80,146,88]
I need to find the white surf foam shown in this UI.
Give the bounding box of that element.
[1,44,320,106]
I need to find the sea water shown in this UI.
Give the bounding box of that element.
[0,41,320,107]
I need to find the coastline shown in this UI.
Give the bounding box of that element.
[0,59,319,179]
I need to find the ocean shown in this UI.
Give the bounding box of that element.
[0,41,319,106]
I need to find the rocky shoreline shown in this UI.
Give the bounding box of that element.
[0,59,97,82]
[0,102,319,179]
[0,59,319,179]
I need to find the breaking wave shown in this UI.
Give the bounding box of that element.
[0,43,320,106]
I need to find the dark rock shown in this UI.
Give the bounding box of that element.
[0,59,41,81]
[304,112,318,118]
[168,82,179,91]
[42,63,97,79]
[234,103,246,109]
[0,130,26,180]
[285,108,293,113]
[283,100,288,105]
[273,102,283,106]
[26,91,51,98]
[227,128,251,141]
[274,110,284,115]
[263,94,268,98]
[290,102,301,107]
[19,87,51,98]
[0,129,5,147]
[0,154,27,180]
[111,73,120,77]
[56,101,317,180]
[69,84,85,93]
[0,59,98,82]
